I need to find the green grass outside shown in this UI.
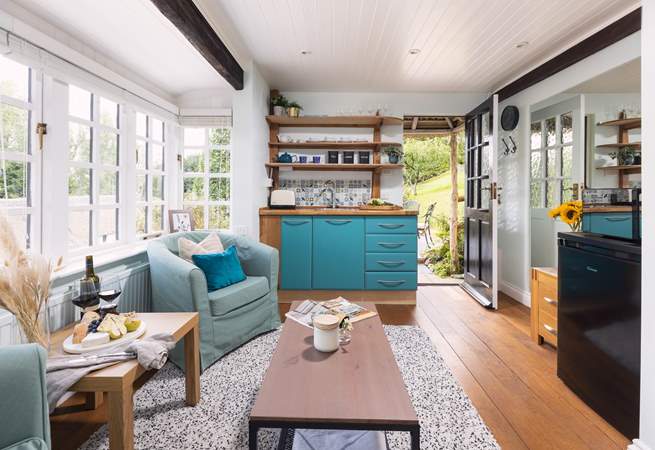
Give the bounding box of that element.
[404,171,465,223]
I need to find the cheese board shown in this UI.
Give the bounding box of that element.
[63,321,147,354]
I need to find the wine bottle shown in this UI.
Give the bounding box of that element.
[84,255,101,291]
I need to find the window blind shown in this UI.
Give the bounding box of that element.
[178,115,232,128]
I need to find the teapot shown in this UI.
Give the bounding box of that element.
[277,152,294,163]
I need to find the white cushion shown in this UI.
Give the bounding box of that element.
[178,233,224,262]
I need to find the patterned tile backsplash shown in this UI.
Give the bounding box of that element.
[279,179,372,206]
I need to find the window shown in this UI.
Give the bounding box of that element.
[530,112,573,208]
[135,112,166,236]
[67,85,121,251]
[0,55,36,249]
[182,126,231,230]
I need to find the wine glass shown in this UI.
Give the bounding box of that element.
[72,279,99,319]
[98,277,123,309]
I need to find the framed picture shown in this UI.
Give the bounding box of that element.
[168,209,194,233]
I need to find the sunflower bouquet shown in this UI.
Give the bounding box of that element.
[548,200,583,232]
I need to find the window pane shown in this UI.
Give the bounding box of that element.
[136,175,147,201]
[547,148,558,177]
[69,122,91,162]
[0,56,29,101]
[136,139,146,169]
[136,113,147,137]
[209,178,230,201]
[562,179,573,203]
[183,177,204,201]
[0,160,29,204]
[99,131,119,165]
[69,85,92,120]
[530,122,542,150]
[99,170,118,204]
[186,205,204,229]
[69,168,91,205]
[99,97,119,128]
[562,145,573,178]
[97,208,118,244]
[560,112,573,144]
[184,128,205,146]
[184,148,204,172]
[151,143,164,170]
[152,175,164,201]
[151,118,164,142]
[546,117,556,146]
[69,210,91,249]
[152,205,163,232]
[546,181,557,208]
[210,148,230,173]
[209,205,230,229]
[481,112,490,142]
[136,207,146,234]
[530,152,542,179]
[530,181,543,208]
[1,104,29,153]
[4,213,30,249]
[209,128,230,146]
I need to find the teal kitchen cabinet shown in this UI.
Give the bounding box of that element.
[365,253,417,272]
[365,234,417,253]
[582,212,633,239]
[365,272,418,290]
[312,217,365,289]
[366,216,417,235]
[281,217,313,289]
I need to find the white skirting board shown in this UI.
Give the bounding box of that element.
[499,279,531,307]
[629,439,653,450]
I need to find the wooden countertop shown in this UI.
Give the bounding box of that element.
[259,207,418,216]
[584,206,633,213]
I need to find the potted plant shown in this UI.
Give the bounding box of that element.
[548,200,583,232]
[609,146,637,166]
[382,146,403,164]
[287,101,303,118]
[271,95,289,116]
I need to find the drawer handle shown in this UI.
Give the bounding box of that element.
[543,296,558,305]
[283,220,310,225]
[604,217,630,222]
[378,223,404,229]
[543,324,557,336]
[377,260,404,267]
[378,242,404,248]
[326,219,352,225]
[377,280,405,287]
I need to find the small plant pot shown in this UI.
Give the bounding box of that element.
[388,153,400,164]
[287,106,301,118]
[273,106,287,116]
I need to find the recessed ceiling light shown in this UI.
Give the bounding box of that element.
[408,48,421,55]
[515,41,529,49]
[300,50,312,55]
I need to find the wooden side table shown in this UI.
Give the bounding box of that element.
[530,267,558,347]
[50,312,200,450]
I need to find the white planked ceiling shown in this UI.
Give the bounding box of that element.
[212,0,640,93]
[7,0,232,98]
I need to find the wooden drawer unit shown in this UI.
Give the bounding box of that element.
[531,267,558,348]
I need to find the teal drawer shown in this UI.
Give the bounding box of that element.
[586,213,633,239]
[313,217,365,289]
[366,234,417,253]
[366,272,417,290]
[366,217,417,235]
[281,217,313,289]
[365,253,416,272]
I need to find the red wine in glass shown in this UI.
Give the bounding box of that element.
[98,288,122,302]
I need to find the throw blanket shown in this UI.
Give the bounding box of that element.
[46,333,176,412]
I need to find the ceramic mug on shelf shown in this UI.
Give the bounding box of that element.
[312,156,321,164]
[298,155,308,163]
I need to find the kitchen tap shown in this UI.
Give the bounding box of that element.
[319,180,337,208]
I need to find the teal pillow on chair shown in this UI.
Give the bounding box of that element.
[192,245,247,291]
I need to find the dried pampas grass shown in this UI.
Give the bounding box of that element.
[0,215,62,348]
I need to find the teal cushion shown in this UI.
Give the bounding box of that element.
[208,276,269,316]
[192,245,246,291]
[4,437,49,450]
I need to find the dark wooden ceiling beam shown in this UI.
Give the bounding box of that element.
[150,0,244,90]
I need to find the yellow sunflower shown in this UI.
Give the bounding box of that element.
[548,205,561,219]
[559,204,582,229]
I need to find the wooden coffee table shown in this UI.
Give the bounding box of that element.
[249,303,420,449]
[50,312,200,450]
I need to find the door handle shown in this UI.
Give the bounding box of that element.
[543,324,557,336]
[377,261,404,267]
[543,297,558,305]
[326,219,352,225]
[377,280,405,287]
[378,242,404,248]
[604,217,630,222]
[378,223,404,229]
[586,266,598,273]
[283,220,310,225]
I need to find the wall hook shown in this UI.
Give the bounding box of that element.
[502,138,510,156]
[508,136,517,153]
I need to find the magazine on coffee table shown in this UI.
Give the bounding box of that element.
[285,297,377,329]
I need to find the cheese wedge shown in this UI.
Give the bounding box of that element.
[72,323,88,344]
[81,331,110,348]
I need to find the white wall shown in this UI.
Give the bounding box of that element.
[496,31,641,302]
[637,3,655,449]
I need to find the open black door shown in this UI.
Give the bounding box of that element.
[462,97,498,308]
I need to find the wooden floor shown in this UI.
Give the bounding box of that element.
[51,286,629,450]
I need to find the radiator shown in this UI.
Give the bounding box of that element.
[0,262,151,346]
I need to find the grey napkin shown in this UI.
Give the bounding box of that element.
[46,332,176,412]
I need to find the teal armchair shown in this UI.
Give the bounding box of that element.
[0,344,50,450]
[147,231,281,371]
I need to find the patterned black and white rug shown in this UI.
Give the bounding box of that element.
[80,326,499,450]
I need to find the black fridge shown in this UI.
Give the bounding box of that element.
[558,232,641,439]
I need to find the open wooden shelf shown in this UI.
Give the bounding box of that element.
[266,115,403,127]
[596,118,641,129]
[269,141,401,149]
[595,142,641,149]
[265,162,403,172]
[597,165,641,171]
